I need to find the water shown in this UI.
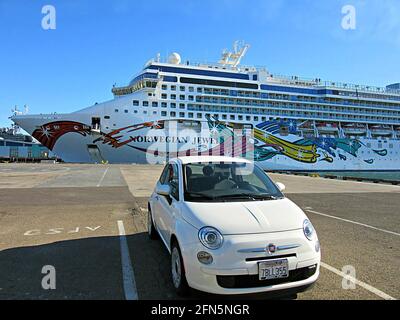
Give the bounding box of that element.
[307,171,400,182]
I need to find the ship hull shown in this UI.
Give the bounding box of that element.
[12,114,400,171]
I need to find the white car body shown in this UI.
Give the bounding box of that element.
[148,156,320,296]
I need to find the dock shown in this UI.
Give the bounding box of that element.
[0,163,399,300]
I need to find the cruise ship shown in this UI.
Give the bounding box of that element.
[11,42,400,170]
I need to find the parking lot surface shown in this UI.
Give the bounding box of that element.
[0,163,399,300]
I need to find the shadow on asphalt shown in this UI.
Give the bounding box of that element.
[0,233,297,300]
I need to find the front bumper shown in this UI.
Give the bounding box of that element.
[180,229,321,295]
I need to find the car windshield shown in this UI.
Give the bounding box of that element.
[183,161,284,202]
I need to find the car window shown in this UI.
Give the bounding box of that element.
[169,164,180,201]
[159,164,170,185]
[183,162,283,202]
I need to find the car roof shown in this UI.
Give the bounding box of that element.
[171,156,253,165]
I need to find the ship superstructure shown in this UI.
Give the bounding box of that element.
[11,42,400,170]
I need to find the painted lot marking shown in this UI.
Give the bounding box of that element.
[97,167,109,187]
[321,262,396,300]
[117,220,138,300]
[306,209,400,237]
[23,226,101,236]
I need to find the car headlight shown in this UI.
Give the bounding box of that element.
[198,227,224,250]
[303,219,315,241]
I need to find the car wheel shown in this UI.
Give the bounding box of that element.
[147,206,158,240]
[171,241,189,296]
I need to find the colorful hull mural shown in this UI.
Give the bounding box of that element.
[31,117,398,170]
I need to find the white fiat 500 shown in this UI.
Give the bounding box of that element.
[148,156,320,296]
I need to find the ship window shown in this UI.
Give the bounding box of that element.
[262,117,266,121]
[6,142,24,147]
[238,115,243,120]
[148,93,152,96]
[161,111,167,116]
[171,85,176,91]
[143,110,147,114]
[188,95,194,101]
[230,115,235,120]
[197,113,202,119]
[179,112,185,117]
[152,102,158,107]
[197,87,203,93]
[180,95,185,100]
[222,114,227,120]
[170,111,176,117]
[114,109,119,112]
[134,110,138,113]
[253,75,258,81]
[162,85,168,90]
[171,94,176,100]
[254,116,259,121]
[161,94,167,99]
[246,116,251,121]
[143,101,149,106]
[189,87,194,92]
[188,112,194,118]
[179,103,185,109]
[161,102,167,108]
[153,111,157,115]
[280,126,289,136]
[180,77,259,90]
[180,86,185,91]
[104,116,110,119]
[171,103,176,108]
[133,100,139,106]
[124,110,128,113]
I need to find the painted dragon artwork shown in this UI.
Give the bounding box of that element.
[32,117,388,165]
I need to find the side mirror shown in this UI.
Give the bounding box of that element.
[275,182,286,192]
[156,183,171,196]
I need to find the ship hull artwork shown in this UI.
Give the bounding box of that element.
[29,116,398,171]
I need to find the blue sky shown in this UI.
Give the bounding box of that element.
[1,0,399,128]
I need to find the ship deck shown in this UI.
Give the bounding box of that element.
[0,163,399,300]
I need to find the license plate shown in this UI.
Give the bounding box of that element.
[258,259,289,280]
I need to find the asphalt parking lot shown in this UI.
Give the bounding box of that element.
[0,163,399,300]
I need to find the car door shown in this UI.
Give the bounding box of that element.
[164,162,181,248]
[152,163,171,243]
[157,162,181,248]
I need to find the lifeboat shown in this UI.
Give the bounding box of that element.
[316,122,339,132]
[342,123,367,135]
[370,125,392,136]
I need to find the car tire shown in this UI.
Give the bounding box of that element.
[147,205,158,240]
[171,241,190,296]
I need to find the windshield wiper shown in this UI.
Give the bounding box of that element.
[214,193,280,201]
[185,192,215,200]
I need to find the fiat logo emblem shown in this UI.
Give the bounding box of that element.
[267,243,277,254]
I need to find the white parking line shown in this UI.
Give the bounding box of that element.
[306,209,400,237]
[97,167,109,187]
[321,262,396,300]
[117,220,138,300]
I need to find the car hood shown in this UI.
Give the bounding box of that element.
[182,198,307,235]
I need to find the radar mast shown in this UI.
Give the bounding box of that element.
[218,41,250,68]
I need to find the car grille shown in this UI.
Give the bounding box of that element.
[216,265,317,289]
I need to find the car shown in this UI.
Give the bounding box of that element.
[148,156,320,297]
